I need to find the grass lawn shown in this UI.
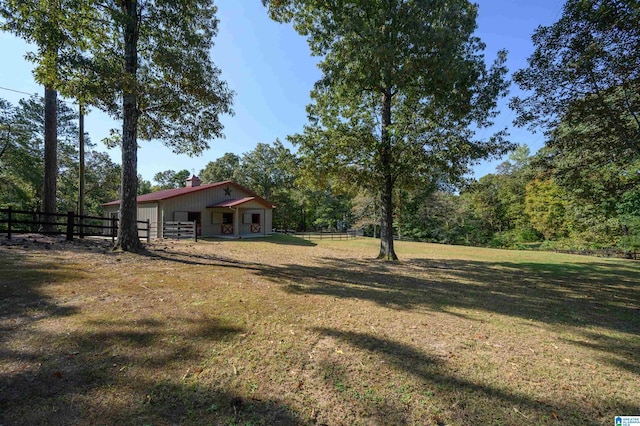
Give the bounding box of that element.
[1,234,638,425]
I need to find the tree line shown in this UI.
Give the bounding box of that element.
[0,96,120,216]
[2,0,638,258]
[1,0,233,251]
[2,94,637,255]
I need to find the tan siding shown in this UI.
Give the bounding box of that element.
[106,183,273,239]
[103,205,118,218]
[239,208,259,235]
[102,206,119,236]
[137,203,159,239]
[159,185,256,238]
[265,209,273,234]
[160,185,254,214]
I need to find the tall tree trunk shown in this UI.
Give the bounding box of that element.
[42,86,58,232]
[115,0,142,252]
[378,89,398,260]
[78,103,85,237]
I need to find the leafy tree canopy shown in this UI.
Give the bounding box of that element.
[67,0,233,251]
[511,0,640,154]
[152,169,191,190]
[238,140,298,200]
[199,153,241,184]
[265,0,512,259]
[0,95,118,216]
[64,0,236,155]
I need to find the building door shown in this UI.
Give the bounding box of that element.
[187,212,201,236]
[251,213,261,233]
[221,212,233,234]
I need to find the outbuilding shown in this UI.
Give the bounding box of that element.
[102,176,275,239]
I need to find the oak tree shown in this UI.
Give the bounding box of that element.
[513,0,640,246]
[200,153,241,184]
[265,0,511,259]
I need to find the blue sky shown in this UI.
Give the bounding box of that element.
[0,0,564,184]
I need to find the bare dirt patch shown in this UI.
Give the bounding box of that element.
[1,235,638,425]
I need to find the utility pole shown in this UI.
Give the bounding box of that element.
[78,103,85,237]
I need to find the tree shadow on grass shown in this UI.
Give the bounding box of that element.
[1,246,302,424]
[0,314,303,425]
[313,327,639,425]
[260,257,639,330]
[0,248,81,332]
[203,234,317,246]
[257,256,640,375]
[137,247,264,270]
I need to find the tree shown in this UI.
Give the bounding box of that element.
[50,101,96,215]
[152,169,190,190]
[0,99,36,209]
[72,0,233,251]
[265,0,511,260]
[467,174,509,236]
[524,178,569,240]
[200,153,241,183]
[82,152,121,215]
[137,175,153,195]
[0,0,83,228]
[351,190,380,237]
[305,187,353,231]
[238,140,297,200]
[618,189,640,255]
[0,95,81,211]
[237,140,299,230]
[511,0,639,162]
[0,95,120,220]
[512,1,640,249]
[58,150,121,216]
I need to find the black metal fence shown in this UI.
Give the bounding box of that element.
[293,229,360,241]
[0,207,150,243]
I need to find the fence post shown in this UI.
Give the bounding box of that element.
[66,211,75,241]
[7,206,12,240]
[146,219,150,243]
[111,216,117,244]
[79,212,84,239]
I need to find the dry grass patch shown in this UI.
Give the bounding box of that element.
[1,234,638,425]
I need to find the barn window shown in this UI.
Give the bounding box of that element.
[243,213,261,224]
[222,212,233,224]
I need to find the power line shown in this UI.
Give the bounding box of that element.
[0,85,80,107]
[0,85,35,97]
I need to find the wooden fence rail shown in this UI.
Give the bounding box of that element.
[0,207,150,243]
[163,221,198,241]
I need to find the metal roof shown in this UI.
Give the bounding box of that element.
[102,181,275,208]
